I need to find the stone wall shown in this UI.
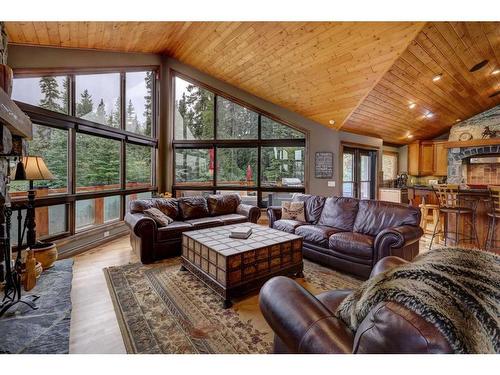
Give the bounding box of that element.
[449,105,500,141]
[447,105,500,183]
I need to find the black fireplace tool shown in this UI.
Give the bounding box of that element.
[0,204,39,317]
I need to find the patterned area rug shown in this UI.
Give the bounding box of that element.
[104,258,361,354]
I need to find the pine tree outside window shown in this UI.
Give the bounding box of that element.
[11,67,158,240]
[12,75,70,114]
[75,73,121,127]
[172,72,307,207]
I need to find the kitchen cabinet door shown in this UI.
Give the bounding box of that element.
[408,142,420,176]
[420,142,434,176]
[433,142,448,176]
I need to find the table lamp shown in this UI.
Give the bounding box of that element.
[12,156,54,247]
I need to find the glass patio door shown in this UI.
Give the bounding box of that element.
[342,147,376,199]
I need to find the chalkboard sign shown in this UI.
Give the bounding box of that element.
[315,152,334,179]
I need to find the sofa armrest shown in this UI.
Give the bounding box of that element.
[373,225,423,261]
[370,256,409,278]
[266,206,282,228]
[259,276,354,354]
[236,204,260,223]
[124,212,157,237]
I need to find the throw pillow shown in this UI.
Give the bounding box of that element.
[281,201,306,222]
[143,207,174,227]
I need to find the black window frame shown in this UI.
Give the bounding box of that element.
[10,66,159,245]
[171,71,307,207]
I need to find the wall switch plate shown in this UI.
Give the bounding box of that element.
[327,181,336,187]
[104,231,110,238]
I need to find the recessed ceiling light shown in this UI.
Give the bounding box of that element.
[407,134,414,139]
[432,74,442,82]
[469,59,489,72]
[492,69,500,75]
[329,119,336,125]
[408,103,416,109]
[425,112,434,119]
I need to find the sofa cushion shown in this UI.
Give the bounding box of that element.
[129,198,179,219]
[143,207,173,227]
[329,232,374,260]
[295,225,345,247]
[318,197,359,231]
[178,196,209,220]
[273,219,308,234]
[215,213,248,225]
[281,201,306,221]
[353,200,420,236]
[292,194,326,224]
[156,221,193,241]
[207,194,241,216]
[185,217,224,229]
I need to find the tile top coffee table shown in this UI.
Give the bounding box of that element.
[181,223,303,308]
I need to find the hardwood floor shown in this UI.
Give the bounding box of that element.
[69,236,137,354]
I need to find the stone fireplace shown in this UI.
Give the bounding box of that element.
[0,22,31,282]
[447,105,500,185]
[448,145,500,184]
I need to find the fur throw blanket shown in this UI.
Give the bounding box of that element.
[335,248,500,353]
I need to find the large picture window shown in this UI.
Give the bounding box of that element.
[174,76,214,140]
[125,71,154,136]
[9,124,68,197]
[75,73,121,127]
[172,73,306,207]
[12,76,70,115]
[11,67,158,243]
[76,133,121,192]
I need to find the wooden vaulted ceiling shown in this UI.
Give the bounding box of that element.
[4,21,500,144]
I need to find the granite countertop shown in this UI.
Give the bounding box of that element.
[407,185,489,194]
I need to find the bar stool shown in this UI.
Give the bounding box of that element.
[429,184,480,250]
[486,186,500,252]
[418,197,441,236]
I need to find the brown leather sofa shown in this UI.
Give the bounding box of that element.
[267,194,423,278]
[259,256,453,354]
[124,194,260,263]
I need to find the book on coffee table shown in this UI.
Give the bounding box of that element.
[229,226,253,239]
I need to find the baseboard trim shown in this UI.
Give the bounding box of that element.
[58,228,130,259]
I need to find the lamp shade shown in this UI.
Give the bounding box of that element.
[11,156,55,181]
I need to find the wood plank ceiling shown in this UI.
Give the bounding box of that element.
[4,21,500,144]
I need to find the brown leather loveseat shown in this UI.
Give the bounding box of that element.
[259,256,452,354]
[267,194,423,278]
[125,194,260,263]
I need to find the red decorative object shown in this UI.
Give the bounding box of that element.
[246,164,253,181]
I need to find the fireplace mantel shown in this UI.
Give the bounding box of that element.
[0,86,32,139]
[444,138,500,148]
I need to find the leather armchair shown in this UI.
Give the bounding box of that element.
[259,256,453,354]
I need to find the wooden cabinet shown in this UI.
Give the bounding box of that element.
[407,140,448,176]
[420,142,435,175]
[433,141,448,176]
[408,142,420,176]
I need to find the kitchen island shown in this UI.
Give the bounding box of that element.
[408,186,495,251]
